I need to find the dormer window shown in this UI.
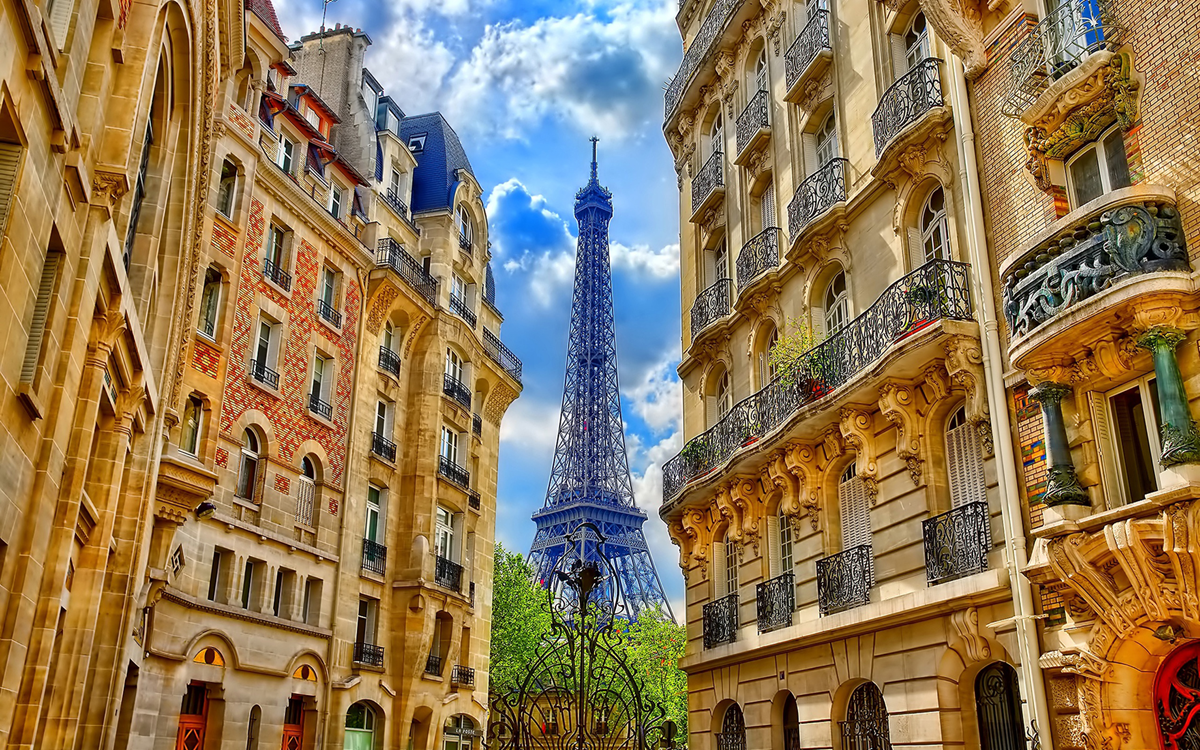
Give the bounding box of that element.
[408,134,426,153]
[306,107,320,130]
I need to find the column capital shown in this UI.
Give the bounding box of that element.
[1029,381,1072,407]
[1137,326,1188,353]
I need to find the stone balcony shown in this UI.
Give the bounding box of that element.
[784,9,832,104]
[787,158,847,255]
[690,278,733,345]
[870,58,950,178]
[690,150,725,222]
[735,227,782,298]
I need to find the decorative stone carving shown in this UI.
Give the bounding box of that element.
[922,361,951,402]
[944,337,993,455]
[784,442,821,530]
[839,408,879,502]
[1047,533,1131,634]
[916,0,987,78]
[715,483,743,546]
[731,477,762,555]
[950,606,991,662]
[483,382,519,425]
[92,169,129,207]
[879,381,923,486]
[682,508,709,576]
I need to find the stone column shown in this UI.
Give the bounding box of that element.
[1138,327,1200,466]
[1029,382,1089,506]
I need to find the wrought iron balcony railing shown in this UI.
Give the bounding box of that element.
[736,227,781,292]
[439,455,471,488]
[664,259,972,502]
[871,58,944,157]
[308,392,332,420]
[472,413,482,436]
[451,664,476,687]
[1002,0,1119,116]
[379,346,401,376]
[817,544,874,615]
[788,158,848,239]
[690,278,732,338]
[691,150,725,214]
[435,554,464,592]
[250,359,280,390]
[703,592,738,649]
[263,258,292,290]
[353,641,384,667]
[443,373,472,409]
[376,237,439,307]
[483,328,523,384]
[361,538,387,576]
[735,89,769,156]
[381,187,411,221]
[371,431,397,462]
[664,0,744,121]
[785,9,831,91]
[449,294,477,329]
[756,571,795,633]
[458,232,473,254]
[317,298,342,328]
[923,501,990,586]
[468,490,481,511]
[425,653,443,676]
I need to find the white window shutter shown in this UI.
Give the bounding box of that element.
[706,395,718,428]
[839,476,871,551]
[907,227,925,272]
[890,34,909,78]
[766,515,781,577]
[811,308,826,342]
[761,181,777,230]
[712,541,727,600]
[0,142,21,235]
[21,252,61,384]
[48,0,74,48]
[947,421,986,508]
[802,133,819,178]
[1088,391,1123,508]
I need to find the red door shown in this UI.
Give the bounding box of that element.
[176,684,208,750]
[282,696,304,750]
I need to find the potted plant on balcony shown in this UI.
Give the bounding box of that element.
[901,270,950,338]
[769,317,831,399]
[681,437,710,477]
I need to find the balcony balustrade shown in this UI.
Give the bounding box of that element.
[735,89,770,159]
[443,373,472,409]
[691,150,725,216]
[468,490,481,511]
[872,58,944,157]
[317,298,342,328]
[817,544,874,616]
[308,392,332,421]
[665,259,972,501]
[472,413,482,436]
[784,10,832,96]
[664,0,744,121]
[690,278,732,339]
[378,346,401,376]
[361,538,387,576]
[703,592,738,649]
[376,237,438,306]
[756,571,795,633]
[435,555,464,592]
[923,501,990,586]
[381,187,414,224]
[353,642,384,668]
[439,455,471,489]
[371,431,397,462]
[263,258,292,291]
[483,329,523,384]
[736,227,781,293]
[788,158,847,240]
[425,654,443,676]
[250,359,280,390]
[451,665,476,687]
[449,294,477,329]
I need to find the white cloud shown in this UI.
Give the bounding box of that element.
[365,19,457,113]
[504,250,576,307]
[622,357,682,436]
[498,397,562,456]
[629,429,686,619]
[611,241,679,280]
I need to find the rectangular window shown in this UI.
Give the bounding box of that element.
[440,427,459,465]
[435,506,455,560]
[253,317,281,382]
[310,354,331,409]
[1091,376,1161,508]
[389,169,402,196]
[779,514,793,572]
[302,578,321,625]
[20,250,62,386]
[329,185,343,219]
[374,400,392,437]
[198,268,221,338]
[408,134,426,153]
[321,267,337,306]
[451,274,467,304]
[273,569,284,616]
[365,485,382,542]
[724,536,738,595]
[280,138,296,173]
[356,598,378,644]
[266,224,287,267]
[1068,127,1132,207]
[216,160,237,218]
[207,548,231,602]
[241,560,261,610]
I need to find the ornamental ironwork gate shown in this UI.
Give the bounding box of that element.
[489,523,672,750]
[975,663,1025,750]
[1156,640,1200,750]
[839,682,892,750]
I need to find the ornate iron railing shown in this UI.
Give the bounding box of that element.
[468,490,481,511]
[362,538,387,576]
[736,227,781,292]
[691,150,725,214]
[443,373,472,409]
[482,328,523,384]
[1001,195,1187,340]
[817,544,874,616]
[439,455,471,488]
[425,653,443,676]
[371,431,396,462]
[308,392,333,421]
[923,501,991,585]
[435,554,464,592]
[716,732,746,750]
[249,359,280,390]
[756,571,795,633]
[317,298,342,328]
[472,413,482,436]
[664,259,972,501]
[381,187,411,220]
[449,294,477,328]
[703,592,738,649]
[263,258,292,290]
[459,232,473,254]
[690,278,732,337]
[785,10,832,91]
[664,0,745,121]
[379,346,400,376]
[1002,0,1119,116]
[788,158,848,238]
[735,90,769,155]
[871,58,944,157]
[451,664,476,686]
[376,237,438,306]
[353,641,384,667]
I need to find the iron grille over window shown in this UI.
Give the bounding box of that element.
[439,455,471,488]
[785,9,831,90]
[263,258,292,290]
[691,278,732,337]
[735,90,770,156]
[371,432,396,462]
[451,665,475,686]
[317,299,342,327]
[449,295,477,328]
[378,346,401,376]
[482,329,523,383]
[472,413,482,436]
[736,227,781,292]
[375,237,438,306]
[361,538,386,576]
[458,232,472,254]
[691,150,725,213]
[923,501,990,585]
[840,682,892,750]
[308,392,332,420]
[425,653,443,676]
[468,490,481,511]
[703,592,738,649]
[443,373,472,409]
[353,641,384,667]
[817,544,874,616]
[872,58,944,157]
[716,705,746,750]
[250,359,280,390]
[435,555,463,592]
[756,571,795,633]
[788,158,848,238]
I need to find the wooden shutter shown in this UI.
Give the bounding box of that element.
[839,476,871,551]
[712,541,727,599]
[0,142,21,235]
[761,181,776,230]
[907,227,925,272]
[890,34,909,78]
[811,307,826,342]
[47,0,73,48]
[706,395,718,428]
[21,251,62,384]
[253,458,267,505]
[1088,391,1123,508]
[766,515,781,577]
[802,133,819,177]
[947,421,987,508]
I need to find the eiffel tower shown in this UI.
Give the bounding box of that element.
[527,139,673,620]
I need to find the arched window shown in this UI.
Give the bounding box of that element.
[758,325,778,388]
[712,370,733,426]
[710,114,724,158]
[456,205,473,246]
[839,462,871,553]
[236,428,263,502]
[946,407,986,508]
[815,111,839,168]
[180,395,203,456]
[840,682,892,750]
[345,702,377,750]
[718,704,746,750]
[904,11,930,70]
[754,50,768,93]
[712,239,729,284]
[296,456,317,527]
[917,186,950,265]
[783,693,801,750]
[246,704,261,750]
[443,715,476,750]
[975,663,1025,750]
[822,270,848,336]
[216,159,237,218]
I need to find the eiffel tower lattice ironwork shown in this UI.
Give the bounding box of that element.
[528,139,673,620]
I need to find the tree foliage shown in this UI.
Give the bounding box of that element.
[624,606,689,740]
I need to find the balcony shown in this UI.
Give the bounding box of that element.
[379,346,401,376]
[381,188,419,235]
[756,572,795,633]
[376,237,439,307]
[458,232,473,255]
[371,431,396,462]
[923,501,990,586]
[703,592,738,649]
[362,538,387,576]
[788,158,847,246]
[317,298,342,328]
[249,359,280,390]
[353,642,384,668]
[472,413,482,436]
[439,455,471,489]
[816,544,874,616]
[664,0,745,123]
[451,664,476,687]
[784,9,832,103]
[425,653,443,676]
[449,294,477,329]
[734,90,770,164]
[443,373,472,410]
[435,555,464,592]
[308,392,332,421]
[263,258,292,291]
[690,150,725,220]
[483,328,523,384]
[1000,187,1188,369]
[871,58,945,160]
[664,259,973,502]
[1001,0,1120,117]
[736,227,781,294]
[690,278,732,341]
[468,490,481,511]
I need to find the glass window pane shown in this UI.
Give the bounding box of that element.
[1070,147,1103,206]
[1103,130,1131,190]
[1110,387,1158,504]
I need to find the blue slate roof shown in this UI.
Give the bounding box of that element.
[400,112,476,214]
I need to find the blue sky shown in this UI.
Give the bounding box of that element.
[272,0,688,613]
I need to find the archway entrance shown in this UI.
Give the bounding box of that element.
[782,694,800,750]
[975,662,1024,750]
[1156,640,1200,750]
[344,702,377,750]
[717,704,745,750]
[840,682,891,750]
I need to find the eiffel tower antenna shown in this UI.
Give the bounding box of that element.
[527,140,673,620]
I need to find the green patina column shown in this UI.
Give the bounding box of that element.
[1138,327,1200,466]
[1029,382,1089,506]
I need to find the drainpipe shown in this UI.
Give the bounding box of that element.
[946,57,1052,738]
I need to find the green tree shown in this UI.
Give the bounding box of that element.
[625,606,688,741]
[489,543,552,696]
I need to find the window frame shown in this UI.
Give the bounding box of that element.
[215,159,238,219]
[1065,125,1132,209]
[919,186,950,264]
[180,395,203,456]
[823,271,849,336]
[1091,374,1161,508]
[441,426,460,465]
